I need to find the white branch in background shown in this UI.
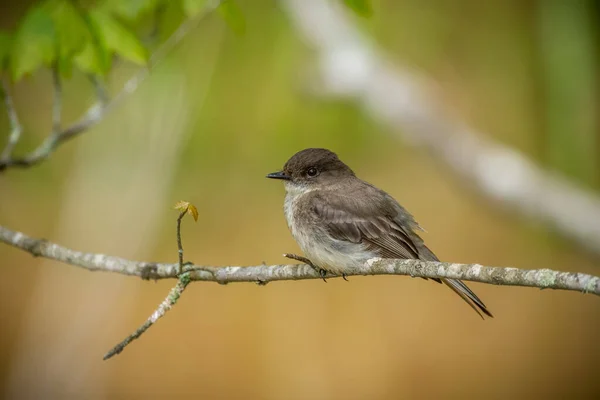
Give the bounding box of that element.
[1,225,598,295]
[281,0,600,257]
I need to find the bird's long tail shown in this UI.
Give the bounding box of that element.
[442,278,493,319]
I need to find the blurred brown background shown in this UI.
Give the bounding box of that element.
[1,0,599,399]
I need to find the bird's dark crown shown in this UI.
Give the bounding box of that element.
[283,148,354,180]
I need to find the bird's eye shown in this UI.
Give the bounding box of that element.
[306,167,319,177]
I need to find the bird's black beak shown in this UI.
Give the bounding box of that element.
[266,171,290,180]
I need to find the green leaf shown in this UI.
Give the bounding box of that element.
[101,0,162,21]
[217,0,245,35]
[0,32,12,71]
[73,38,110,76]
[10,6,56,81]
[182,0,208,17]
[44,0,90,77]
[156,0,186,42]
[342,0,373,17]
[89,9,148,66]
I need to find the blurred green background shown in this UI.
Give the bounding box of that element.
[1,0,599,399]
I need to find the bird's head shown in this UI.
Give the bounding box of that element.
[267,148,355,194]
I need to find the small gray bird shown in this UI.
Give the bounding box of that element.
[267,148,492,318]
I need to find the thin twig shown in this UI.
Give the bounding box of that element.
[103,208,192,360]
[1,225,599,295]
[177,210,186,274]
[0,79,23,162]
[102,272,192,360]
[0,0,224,172]
[89,75,109,106]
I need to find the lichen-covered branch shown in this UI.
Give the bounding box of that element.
[280,0,600,257]
[103,207,194,360]
[103,272,192,360]
[0,0,223,172]
[1,225,598,295]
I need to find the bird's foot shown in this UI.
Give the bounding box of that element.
[317,267,328,283]
[342,273,349,282]
[283,253,328,283]
[179,260,195,275]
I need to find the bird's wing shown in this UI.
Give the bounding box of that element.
[311,191,421,260]
[310,190,493,318]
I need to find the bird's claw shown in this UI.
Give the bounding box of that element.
[284,253,328,283]
[318,267,328,283]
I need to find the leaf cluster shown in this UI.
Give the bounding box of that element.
[0,0,371,82]
[0,0,247,82]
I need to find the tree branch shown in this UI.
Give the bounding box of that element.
[0,0,223,172]
[1,225,598,295]
[0,78,23,162]
[280,0,600,257]
[176,210,186,274]
[102,272,192,360]
[89,74,109,106]
[103,208,193,360]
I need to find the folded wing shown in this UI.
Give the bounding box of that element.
[311,189,493,318]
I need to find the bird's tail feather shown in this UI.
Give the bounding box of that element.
[442,278,493,319]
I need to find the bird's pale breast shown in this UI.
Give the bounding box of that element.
[284,188,376,274]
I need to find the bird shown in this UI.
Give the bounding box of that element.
[267,147,493,318]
